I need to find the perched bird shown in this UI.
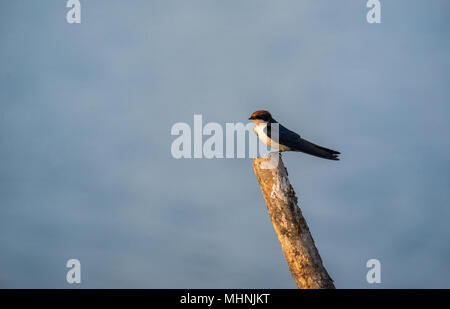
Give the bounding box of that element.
[249,110,340,160]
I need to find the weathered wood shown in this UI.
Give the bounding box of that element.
[252,153,335,289]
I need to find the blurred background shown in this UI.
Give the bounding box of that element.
[0,0,449,288]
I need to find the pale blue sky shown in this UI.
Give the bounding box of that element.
[0,0,449,288]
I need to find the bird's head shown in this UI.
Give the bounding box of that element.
[249,110,274,125]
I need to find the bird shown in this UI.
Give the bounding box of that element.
[249,110,340,160]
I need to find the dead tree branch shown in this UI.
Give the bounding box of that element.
[252,153,335,289]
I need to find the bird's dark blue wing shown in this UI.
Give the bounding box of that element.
[265,123,301,149]
[265,122,340,160]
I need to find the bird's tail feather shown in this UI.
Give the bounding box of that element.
[294,138,340,160]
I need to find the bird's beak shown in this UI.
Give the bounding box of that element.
[248,117,253,120]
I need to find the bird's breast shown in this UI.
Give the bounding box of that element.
[254,124,289,151]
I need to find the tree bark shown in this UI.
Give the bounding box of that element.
[252,153,335,289]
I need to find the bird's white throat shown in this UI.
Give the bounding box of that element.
[253,123,268,138]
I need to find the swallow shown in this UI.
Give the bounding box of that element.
[249,110,340,160]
